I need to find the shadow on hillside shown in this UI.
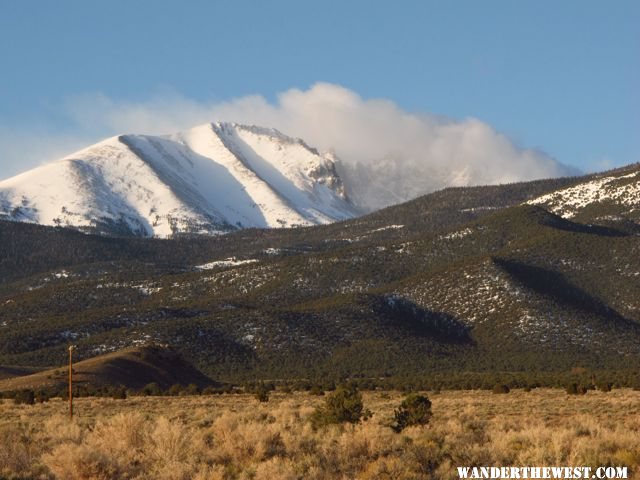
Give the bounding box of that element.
[370,295,472,344]
[537,210,629,237]
[492,257,631,325]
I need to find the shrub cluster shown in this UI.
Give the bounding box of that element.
[492,384,510,394]
[392,393,432,432]
[597,382,612,392]
[254,384,271,402]
[310,384,370,429]
[566,383,588,395]
[13,389,35,405]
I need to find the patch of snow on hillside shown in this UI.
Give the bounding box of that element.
[459,206,499,213]
[370,224,404,233]
[135,285,162,296]
[196,257,259,270]
[441,228,473,240]
[528,171,640,218]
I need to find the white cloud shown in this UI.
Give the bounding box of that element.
[0,83,574,211]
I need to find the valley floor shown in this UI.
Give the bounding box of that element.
[1,389,639,479]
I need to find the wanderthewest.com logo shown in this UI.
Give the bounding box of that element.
[457,466,628,479]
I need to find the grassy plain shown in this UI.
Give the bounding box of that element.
[0,389,639,479]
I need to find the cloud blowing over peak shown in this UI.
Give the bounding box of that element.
[4,83,574,212]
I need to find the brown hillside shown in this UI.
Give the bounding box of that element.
[0,345,216,392]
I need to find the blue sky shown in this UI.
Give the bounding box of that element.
[0,0,638,178]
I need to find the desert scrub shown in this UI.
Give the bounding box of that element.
[0,390,637,479]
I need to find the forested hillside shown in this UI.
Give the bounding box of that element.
[1,165,639,386]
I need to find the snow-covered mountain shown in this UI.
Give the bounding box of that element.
[0,123,359,237]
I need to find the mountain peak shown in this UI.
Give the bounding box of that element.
[0,123,359,237]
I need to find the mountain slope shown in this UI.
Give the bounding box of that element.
[0,170,584,284]
[0,163,639,383]
[0,123,357,237]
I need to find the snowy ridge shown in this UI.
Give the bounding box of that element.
[0,123,358,237]
[527,168,640,219]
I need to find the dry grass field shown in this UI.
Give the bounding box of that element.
[0,389,639,479]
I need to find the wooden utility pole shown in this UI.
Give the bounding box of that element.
[68,345,75,420]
